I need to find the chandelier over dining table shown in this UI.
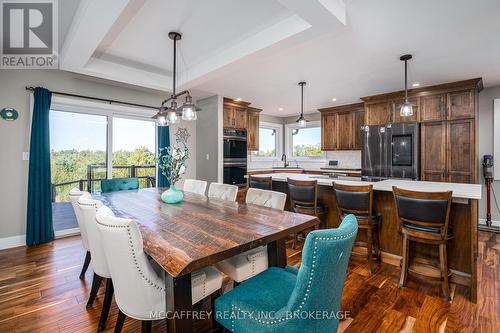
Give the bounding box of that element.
[153,32,201,126]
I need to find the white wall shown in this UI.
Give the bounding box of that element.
[478,85,500,225]
[0,69,195,244]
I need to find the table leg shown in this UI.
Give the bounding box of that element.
[165,273,193,333]
[267,238,286,268]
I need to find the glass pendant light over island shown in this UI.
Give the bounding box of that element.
[296,81,308,127]
[399,54,414,117]
[153,32,201,126]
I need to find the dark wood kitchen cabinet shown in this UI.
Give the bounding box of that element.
[420,119,476,183]
[421,93,446,122]
[247,107,261,151]
[319,103,364,150]
[421,121,447,182]
[223,98,250,129]
[362,78,482,184]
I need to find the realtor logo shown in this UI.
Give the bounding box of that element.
[1,0,58,69]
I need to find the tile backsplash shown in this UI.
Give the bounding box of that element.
[248,150,361,170]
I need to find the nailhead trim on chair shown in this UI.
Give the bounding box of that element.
[229,230,357,331]
[96,220,166,292]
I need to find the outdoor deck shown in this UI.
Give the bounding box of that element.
[52,202,78,232]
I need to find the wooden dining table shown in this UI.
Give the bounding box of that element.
[94,187,319,333]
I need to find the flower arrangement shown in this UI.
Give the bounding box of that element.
[157,145,189,187]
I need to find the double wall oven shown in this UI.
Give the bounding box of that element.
[223,129,247,187]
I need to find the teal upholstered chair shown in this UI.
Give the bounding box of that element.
[100,178,139,193]
[215,214,358,333]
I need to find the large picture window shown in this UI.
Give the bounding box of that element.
[285,121,324,160]
[251,122,282,160]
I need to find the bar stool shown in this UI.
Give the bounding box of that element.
[333,182,380,274]
[392,186,453,300]
[248,175,272,190]
[287,178,326,248]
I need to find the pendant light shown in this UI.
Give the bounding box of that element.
[399,54,414,117]
[296,81,308,127]
[153,32,201,126]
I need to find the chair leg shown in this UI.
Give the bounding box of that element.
[86,273,103,308]
[141,320,152,333]
[114,310,126,333]
[373,224,381,262]
[366,227,374,274]
[439,243,451,301]
[98,279,114,331]
[292,233,298,249]
[399,236,410,288]
[80,251,91,279]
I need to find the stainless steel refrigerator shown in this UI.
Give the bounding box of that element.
[361,123,419,181]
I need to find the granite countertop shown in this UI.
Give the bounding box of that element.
[254,172,482,200]
[247,167,361,173]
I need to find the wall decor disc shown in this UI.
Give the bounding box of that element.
[1,108,18,121]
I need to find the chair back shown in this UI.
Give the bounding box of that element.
[69,187,91,249]
[208,183,238,202]
[248,176,272,190]
[392,186,452,238]
[333,182,373,219]
[285,215,358,332]
[101,178,139,193]
[78,196,109,278]
[95,206,165,319]
[245,188,286,211]
[183,179,208,196]
[287,178,318,208]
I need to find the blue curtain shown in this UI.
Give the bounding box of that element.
[26,87,54,246]
[157,126,170,187]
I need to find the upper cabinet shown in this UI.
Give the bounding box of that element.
[364,101,392,125]
[392,97,420,123]
[447,89,475,120]
[421,93,446,121]
[223,98,250,129]
[319,103,364,151]
[223,98,261,151]
[247,107,261,151]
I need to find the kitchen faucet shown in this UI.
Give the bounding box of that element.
[281,154,289,168]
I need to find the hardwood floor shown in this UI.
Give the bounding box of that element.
[0,232,498,332]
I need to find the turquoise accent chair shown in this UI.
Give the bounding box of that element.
[215,214,358,333]
[101,178,139,193]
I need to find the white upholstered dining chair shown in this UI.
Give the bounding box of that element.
[95,206,223,333]
[216,188,287,283]
[208,183,238,202]
[78,196,114,331]
[183,179,208,196]
[69,187,92,279]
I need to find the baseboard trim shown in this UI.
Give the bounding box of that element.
[0,228,80,250]
[0,234,26,250]
[478,218,500,227]
[55,228,80,238]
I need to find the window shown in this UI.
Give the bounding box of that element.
[285,121,324,160]
[251,122,282,159]
[49,98,157,233]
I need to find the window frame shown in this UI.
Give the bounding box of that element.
[285,120,326,162]
[50,96,158,181]
[249,121,283,161]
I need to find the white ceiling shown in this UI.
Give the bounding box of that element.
[61,0,500,116]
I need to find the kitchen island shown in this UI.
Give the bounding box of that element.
[254,173,482,302]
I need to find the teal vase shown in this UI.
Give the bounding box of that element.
[161,185,184,204]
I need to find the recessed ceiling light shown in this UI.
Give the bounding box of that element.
[235,98,242,101]
[412,83,420,87]
[331,98,337,102]
[278,107,284,111]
